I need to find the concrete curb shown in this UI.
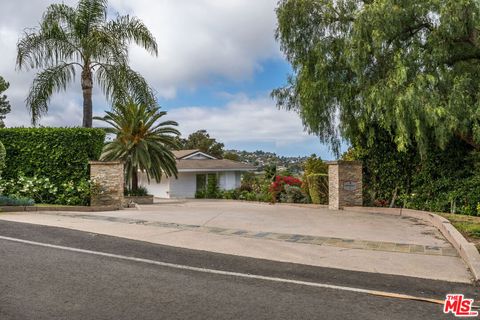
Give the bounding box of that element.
[0,205,120,212]
[346,206,480,283]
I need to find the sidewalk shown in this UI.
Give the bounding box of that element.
[0,200,472,283]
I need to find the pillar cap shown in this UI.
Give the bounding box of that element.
[326,160,362,166]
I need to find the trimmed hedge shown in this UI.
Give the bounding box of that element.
[307,173,328,204]
[0,128,105,185]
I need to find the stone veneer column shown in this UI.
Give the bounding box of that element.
[89,161,124,208]
[327,161,362,210]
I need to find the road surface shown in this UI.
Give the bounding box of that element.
[0,221,477,319]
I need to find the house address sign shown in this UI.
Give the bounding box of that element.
[343,181,357,191]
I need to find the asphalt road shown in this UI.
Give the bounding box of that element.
[0,220,477,320]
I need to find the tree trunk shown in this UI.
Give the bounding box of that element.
[81,66,93,128]
[132,168,139,192]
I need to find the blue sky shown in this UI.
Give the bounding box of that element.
[0,0,341,159]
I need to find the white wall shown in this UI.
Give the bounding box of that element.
[138,172,170,198]
[141,171,248,198]
[169,172,197,198]
[223,172,237,190]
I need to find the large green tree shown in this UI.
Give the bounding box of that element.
[274,0,480,154]
[178,130,225,158]
[94,99,179,191]
[0,76,11,128]
[17,0,158,127]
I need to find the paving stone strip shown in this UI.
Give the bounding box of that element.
[38,212,458,257]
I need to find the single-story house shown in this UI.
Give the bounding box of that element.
[139,149,256,198]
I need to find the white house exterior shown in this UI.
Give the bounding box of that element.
[139,149,255,198]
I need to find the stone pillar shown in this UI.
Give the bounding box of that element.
[89,161,124,208]
[327,161,362,210]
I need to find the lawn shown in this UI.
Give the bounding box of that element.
[439,213,480,250]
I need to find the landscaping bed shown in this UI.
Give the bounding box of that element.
[438,213,480,251]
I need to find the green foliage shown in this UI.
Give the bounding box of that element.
[16,0,158,126]
[55,179,91,205]
[0,127,104,185]
[95,99,179,191]
[281,185,308,203]
[347,129,480,215]
[306,174,328,205]
[223,152,240,161]
[178,130,225,158]
[0,76,11,128]
[303,154,328,175]
[0,141,5,176]
[0,175,57,204]
[274,0,480,154]
[125,186,149,197]
[302,154,328,202]
[206,174,219,198]
[0,195,34,206]
[264,164,277,181]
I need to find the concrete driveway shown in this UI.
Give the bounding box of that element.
[0,200,472,283]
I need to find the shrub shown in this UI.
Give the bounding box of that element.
[56,179,92,206]
[0,195,34,206]
[223,189,240,200]
[0,128,105,185]
[195,189,206,199]
[125,186,149,197]
[0,141,5,177]
[306,174,328,204]
[0,175,58,204]
[0,128,105,205]
[281,185,308,203]
[206,174,219,198]
[269,175,302,202]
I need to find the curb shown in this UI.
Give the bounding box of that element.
[0,205,120,212]
[346,206,480,283]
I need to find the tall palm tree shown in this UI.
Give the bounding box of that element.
[16,0,158,127]
[94,99,179,191]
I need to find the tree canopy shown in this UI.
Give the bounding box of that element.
[0,76,11,128]
[94,99,179,191]
[178,130,225,158]
[274,0,480,155]
[17,0,158,127]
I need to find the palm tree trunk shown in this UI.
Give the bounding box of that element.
[132,168,139,192]
[81,67,93,128]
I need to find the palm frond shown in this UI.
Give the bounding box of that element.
[96,63,156,107]
[26,63,77,125]
[105,15,158,56]
[96,99,179,187]
[76,0,108,32]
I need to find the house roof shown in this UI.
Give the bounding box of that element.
[172,149,200,159]
[177,159,255,172]
[171,149,255,172]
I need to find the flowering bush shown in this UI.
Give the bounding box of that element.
[0,175,92,205]
[55,179,92,205]
[0,175,58,204]
[269,175,303,202]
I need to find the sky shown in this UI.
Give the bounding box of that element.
[0,0,340,158]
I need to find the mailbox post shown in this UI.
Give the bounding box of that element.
[327,161,363,210]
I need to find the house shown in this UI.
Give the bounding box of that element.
[139,149,256,198]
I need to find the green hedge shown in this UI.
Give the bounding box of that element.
[307,174,328,204]
[0,128,105,185]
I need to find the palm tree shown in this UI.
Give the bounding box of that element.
[16,0,158,127]
[94,99,179,192]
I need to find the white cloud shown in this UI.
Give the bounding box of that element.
[166,94,313,147]
[0,0,335,156]
[1,0,281,127]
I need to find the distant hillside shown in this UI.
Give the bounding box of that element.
[225,150,309,174]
